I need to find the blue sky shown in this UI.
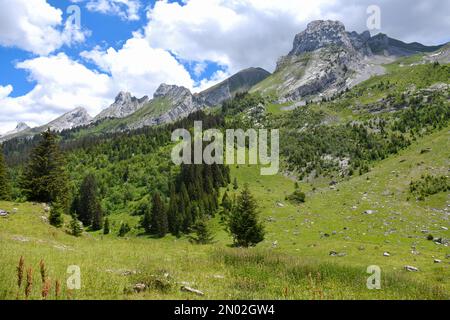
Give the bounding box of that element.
[0,0,449,133]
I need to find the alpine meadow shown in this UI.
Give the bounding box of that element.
[0,0,449,306]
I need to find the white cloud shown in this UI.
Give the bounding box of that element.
[144,0,335,73]
[144,0,450,74]
[73,0,142,21]
[1,36,197,134]
[81,34,195,97]
[0,0,88,55]
[0,53,114,133]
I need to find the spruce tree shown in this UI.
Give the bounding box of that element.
[69,215,83,237]
[228,184,264,247]
[21,130,69,208]
[103,217,110,235]
[49,199,65,228]
[188,217,214,244]
[77,174,103,229]
[233,177,239,190]
[150,192,168,238]
[0,146,11,200]
[140,201,152,234]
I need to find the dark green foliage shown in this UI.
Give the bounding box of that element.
[69,215,83,237]
[139,201,152,234]
[0,146,11,200]
[233,177,239,190]
[228,184,265,247]
[103,217,110,235]
[150,193,168,238]
[118,222,131,237]
[21,130,69,209]
[222,92,266,116]
[286,189,306,203]
[49,199,65,228]
[188,217,215,244]
[74,174,103,230]
[409,175,449,200]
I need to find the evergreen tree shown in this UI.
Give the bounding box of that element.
[118,222,130,237]
[103,217,110,235]
[69,215,83,237]
[76,174,103,229]
[188,217,215,244]
[228,184,264,247]
[167,188,182,236]
[150,192,168,237]
[21,130,69,208]
[140,201,152,234]
[0,146,11,200]
[233,177,239,190]
[91,202,104,231]
[49,199,65,228]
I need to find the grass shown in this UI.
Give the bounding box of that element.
[1,125,449,300]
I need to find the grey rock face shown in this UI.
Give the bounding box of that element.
[287,20,371,57]
[46,107,92,132]
[94,91,149,121]
[1,122,30,137]
[127,84,202,130]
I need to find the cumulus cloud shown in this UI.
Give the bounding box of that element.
[72,0,142,21]
[81,34,195,97]
[0,0,88,55]
[0,36,197,134]
[0,53,114,133]
[144,0,450,74]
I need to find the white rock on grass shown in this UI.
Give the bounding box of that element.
[404,266,419,272]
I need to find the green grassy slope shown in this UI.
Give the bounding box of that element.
[1,126,448,300]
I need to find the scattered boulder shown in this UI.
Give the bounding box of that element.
[276,202,285,208]
[383,252,391,257]
[272,241,278,248]
[363,210,377,215]
[12,208,18,213]
[133,283,147,293]
[434,259,442,264]
[404,266,419,272]
[41,216,49,223]
[0,209,8,217]
[181,286,204,296]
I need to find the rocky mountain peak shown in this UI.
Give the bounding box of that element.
[154,84,192,100]
[47,107,92,132]
[94,91,149,121]
[288,20,371,57]
[15,122,30,131]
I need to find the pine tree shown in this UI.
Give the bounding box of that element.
[21,130,69,208]
[49,199,65,228]
[76,174,103,229]
[228,184,264,247]
[188,217,214,244]
[69,215,83,237]
[0,146,11,201]
[103,217,110,235]
[150,192,168,238]
[118,222,130,237]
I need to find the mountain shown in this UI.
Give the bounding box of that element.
[0,107,92,142]
[252,20,445,102]
[197,67,271,106]
[45,107,92,132]
[368,33,444,56]
[93,91,149,121]
[0,122,30,138]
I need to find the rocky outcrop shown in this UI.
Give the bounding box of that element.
[45,107,92,132]
[94,92,149,121]
[0,122,30,138]
[127,84,202,130]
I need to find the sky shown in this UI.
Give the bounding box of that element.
[0,0,449,134]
